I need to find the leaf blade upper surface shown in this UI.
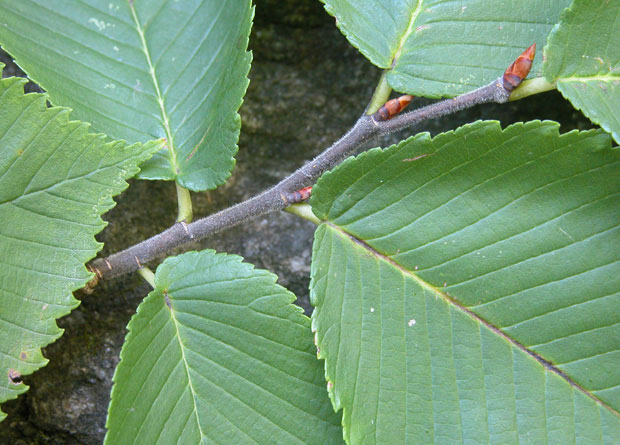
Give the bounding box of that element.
[0,66,161,420]
[0,0,253,190]
[321,0,571,97]
[106,250,343,444]
[310,120,620,442]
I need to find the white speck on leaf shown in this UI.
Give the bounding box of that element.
[88,18,109,32]
[408,319,416,327]
[113,46,119,51]
[370,307,375,313]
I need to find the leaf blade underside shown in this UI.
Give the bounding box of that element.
[310,120,620,442]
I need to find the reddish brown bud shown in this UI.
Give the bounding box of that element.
[296,186,312,201]
[286,186,313,204]
[374,95,414,121]
[503,43,536,92]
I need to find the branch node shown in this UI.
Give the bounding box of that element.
[181,221,193,239]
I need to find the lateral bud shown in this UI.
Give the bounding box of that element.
[502,43,536,92]
[374,94,414,121]
[285,186,313,204]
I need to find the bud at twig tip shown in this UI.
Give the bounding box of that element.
[502,43,536,93]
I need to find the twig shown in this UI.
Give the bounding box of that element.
[90,116,378,279]
[91,40,538,283]
[376,79,509,134]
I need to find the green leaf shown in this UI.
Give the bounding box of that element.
[320,0,571,97]
[0,0,253,191]
[544,0,620,144]
[106,250,342,444]
[310,121,620,442]
[0,66,161,421]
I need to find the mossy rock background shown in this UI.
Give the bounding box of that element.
[0,1,593,443]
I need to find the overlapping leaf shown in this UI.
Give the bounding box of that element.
[310,120,620,442]
[106,250,342,444]
[0,0,253,190]
[0,66,161,421]
[544,0,620,144]
[320,0,571,97]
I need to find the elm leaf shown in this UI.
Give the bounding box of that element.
[320,0,571,97]
[544,0,620,144]
[106,250,342,444]
[0,0,253,190]
[310,120,620,442]
[0,65,161,421]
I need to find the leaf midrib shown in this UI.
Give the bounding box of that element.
[390,0,423,68]
[167,296,208,442]
[324,221,620,419]
[128,2,178,173]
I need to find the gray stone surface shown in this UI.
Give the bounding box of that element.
[0,1,592,443]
